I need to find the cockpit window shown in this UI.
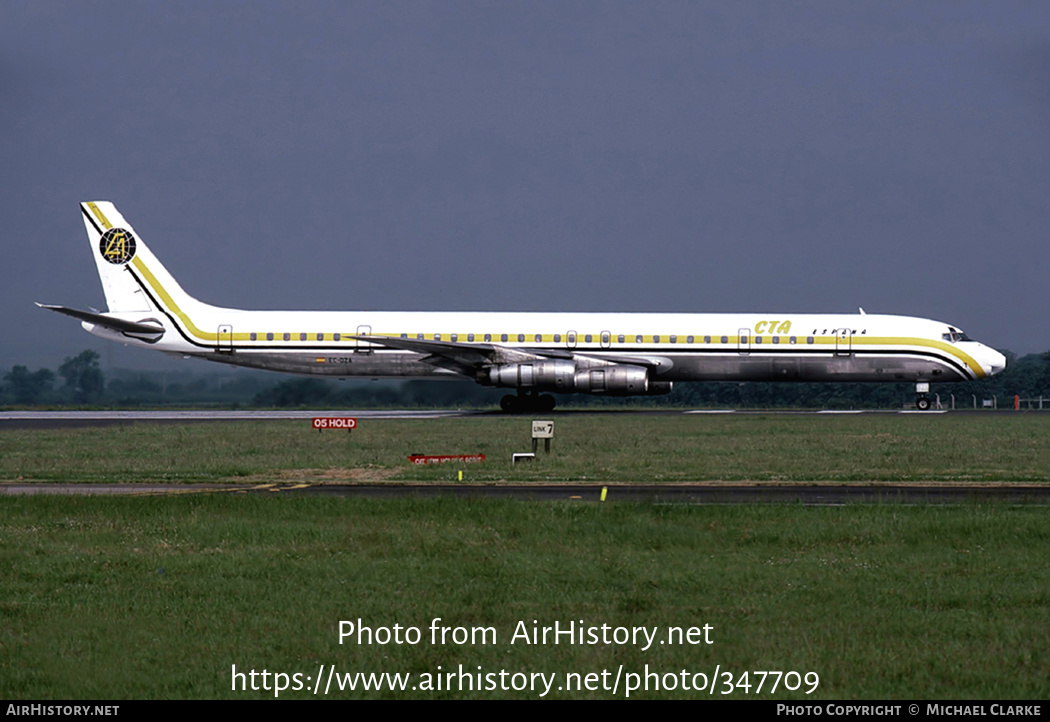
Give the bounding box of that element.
[942,330,972,343]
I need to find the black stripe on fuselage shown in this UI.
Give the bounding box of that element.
[122,265,978,381]
[125,264,978,383]
[99,221,971,380]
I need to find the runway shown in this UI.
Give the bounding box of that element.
[0,408,468,428]
[3,481,1049,505]
[0,407,1027,429]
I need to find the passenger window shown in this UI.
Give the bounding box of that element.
[317,333,324,341]
[434,333,441,341]
[720,336,728,344]
[283,332,290,341]
[485,334,492,342]
[535,334,542,343]
[300,333,307,341]
[635,335,643,343]
[670,335,677,343]
[704,335,711,344]
[451,334,458,342]
[417,333,424,340]
[266,332,274,341]
[554,334,561,343]
[807,336,815,344]
[250,332,257,341]
[333,333,341,341]
[501,334,508,342]
[468,333,475,342]
[585,334,592,343]
[687,335,694,344]
[772,336,780,344]
[617,335,625,343]
[789,336,797,344]
[518,334,525,342]
[653,335,660,343]
[755,336,762,344]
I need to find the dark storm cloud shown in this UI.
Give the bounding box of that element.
[2,1,1048,369]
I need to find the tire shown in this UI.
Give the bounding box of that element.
[916,397,931,411]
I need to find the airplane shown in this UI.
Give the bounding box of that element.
[39,201,1007,412]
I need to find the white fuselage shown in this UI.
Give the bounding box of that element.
[86,305,1005,384]
[58,200,1006,408]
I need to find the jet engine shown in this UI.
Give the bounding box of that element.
[483,360,671,396]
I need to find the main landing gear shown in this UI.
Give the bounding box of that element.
[500,391,556,414]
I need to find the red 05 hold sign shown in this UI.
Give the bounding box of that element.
[312,417,357,430]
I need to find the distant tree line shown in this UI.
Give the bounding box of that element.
[2,350,105,405]
[2,349,1049,409]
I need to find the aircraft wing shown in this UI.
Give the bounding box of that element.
[574,351,672,371]
[352,334,567,376]
[353,334,673,377]
[37,303,165,339]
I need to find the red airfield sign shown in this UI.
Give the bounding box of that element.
[408,454,486,465]
[312,417,357,430]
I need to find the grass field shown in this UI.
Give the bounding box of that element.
[2,413,1049,483]
[2,496,1048,699]
[2,414,1049,699]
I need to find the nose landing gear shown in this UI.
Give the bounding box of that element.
[915,382,931,411]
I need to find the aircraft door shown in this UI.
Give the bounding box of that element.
[600,331,611,349]
[217,324,233,353]
[835,328,852,356]
[737,328,751,355]
[356,325,372,353]
[566,330,577,349]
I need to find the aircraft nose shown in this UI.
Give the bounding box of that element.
[984,348,1007,377]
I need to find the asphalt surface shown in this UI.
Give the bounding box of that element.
[3,481,1049,505]
[0,409,467,428]
[0,407,1033,429]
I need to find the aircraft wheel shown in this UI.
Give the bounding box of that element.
[539,394,556,412]
[916,396,931,411]
[500,395,519,413]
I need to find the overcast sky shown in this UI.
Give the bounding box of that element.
[3,1,1049,372]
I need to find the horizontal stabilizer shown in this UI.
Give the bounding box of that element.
[36,303,165,339]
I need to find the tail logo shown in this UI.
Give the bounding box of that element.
[99,228,137,265]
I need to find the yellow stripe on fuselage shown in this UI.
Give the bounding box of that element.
[81,202,986,379]
[817,335,984,378]
[124,256,987,378]
[131,256,218,341]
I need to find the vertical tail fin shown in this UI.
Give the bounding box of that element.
[81,201,203,316]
